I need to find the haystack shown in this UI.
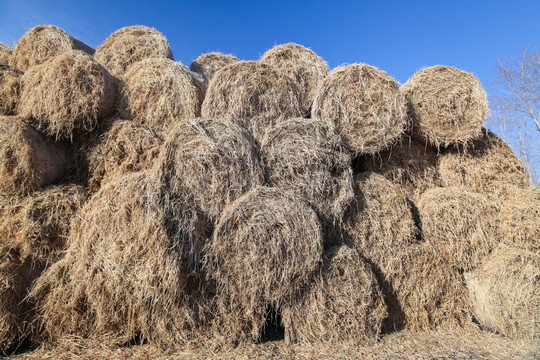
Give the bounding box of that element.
[418,187,500,271]
[201,61,303,141]
[282,246,387,344]
[190,52,238,87]
[439,128,530,201]
[0,117,67,196]
[118,58,199,134]
[0,43,12,65]
[260,43,329,115]
[203,187,323,345]
[159,118,263,222]
[466,246,539,340]
[18,50,116,140]
[94,26,173,78]
[260,117,353,232]
[312,63,407,155]
[401,65,488,147]
[9,25,94,71]
[0,65,23,115]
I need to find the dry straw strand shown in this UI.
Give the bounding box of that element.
[0,65,23,115]
[190,52,238,87]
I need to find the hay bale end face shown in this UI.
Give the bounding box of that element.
[0,65,23,115]
[401,65,488,148]
[9,25,94,71]
[190,52,238,87]
[95,25,173,78]
[0,43,13,65]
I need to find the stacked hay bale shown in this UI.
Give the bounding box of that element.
[0,65,23,115]
[0,43,12,65]
[190,52,238,87]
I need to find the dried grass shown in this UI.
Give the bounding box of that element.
[282,245,387,345]
[0,43,12,65]
[260,43,329,115]
[190,52,238,87]
[94,26,173,78]
[18,50,116,140]
[312,63,407,155]
[0,65,23,115]
[0,251,26,353]
[401,65,488,148]
[9,25,94,71]
[201,61,303,142]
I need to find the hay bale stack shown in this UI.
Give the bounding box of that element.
[18,50,116,140]
[466,246,539,340]
[0,65,23,115]
[118,58,199,134]
[312,63,407,155]
[8,25,94,71]
[418,187,500,271]
[190,52,238,87]
[439,128,530,200]
[159,118,263,223]
[260,117,354,231]
[401,65,488,147]
[94,26,173,78]
[260,43,329,115]
[204,187,323,345]
[0,117,67,196]
[201,61,303,141]
[282,246,387,344]
[0,43,12,65]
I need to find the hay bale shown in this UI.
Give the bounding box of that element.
[260,117,353,232]
[401,65,488,147]
[312,63,407,155]
[0,43,12,65]
[418,187,500,271]
[190,52,238,87]
[159,118,263,222]
[282,245,387,345]
[201,61,303,142]
[0,252,25,352]
[94,25,173,78]
[260,43,329,115]
[0,65,23,115]
[18,50,116,140]
[9,25,94,71]
[0,117,67,196]
[118,58,199,134]
[203,186,323,345]
[439,128,530,200]
[465,246,539,340]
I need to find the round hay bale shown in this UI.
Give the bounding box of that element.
[0,43,12,65]
[18,50,116,140]
[465,246,539,340]
[439,128,530,201]
[203,186,323,344]
[282,245,387,345]
[94,25,173,78]
[401,65,488,147]
[260,43,329,115]
[190,52,238,87]
[0,65,23,115]
[260,117,354,231]
[118,58,199,134]
[418,186,500,271]
[312,63,407,155]
[0,116,67,196]
[201,61,303,142]
[159,118,263,222]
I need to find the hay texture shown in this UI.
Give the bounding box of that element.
[18,50,116,140]
[201,61,303,141]
[94,26,173,78]
[312,63,407,155]
[0,117,67,196]
[260,43,329,115]
[159,118,263,223]
[466,246,539,340]
[401,65,488,147]
[9,25,94,71]
[418,187,500,272]
[439,128,530,200]
[0,43,12,65]
[190,52,238,87]
[260,117,353,229]
[119,58,199,134]
[203,187,323,345]
[0,65,23,115]
[282,246,387,345]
